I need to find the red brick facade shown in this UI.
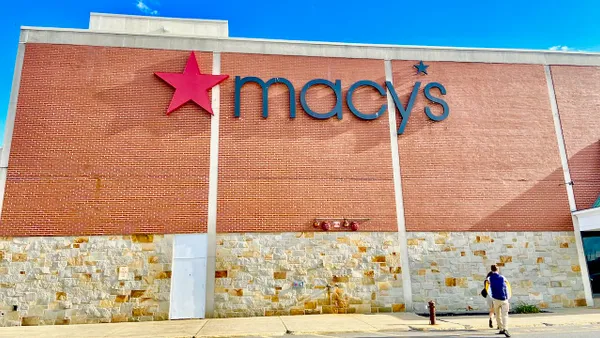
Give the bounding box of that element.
[217,54,395,232]
[1,45,213,236]
[0,43,588,236]
[393,61,572,232]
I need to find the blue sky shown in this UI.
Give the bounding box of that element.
[1,0,599,144]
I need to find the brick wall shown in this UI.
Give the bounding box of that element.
[1,44,212,236]
[217,54,397,232]
[392,61,572,232]
[1,44,579,236]
[550,66,600,210]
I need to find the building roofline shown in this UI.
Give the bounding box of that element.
[89,12,229,24]
[18,26,600,66]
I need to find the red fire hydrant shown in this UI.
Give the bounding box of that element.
[428,300,436,325]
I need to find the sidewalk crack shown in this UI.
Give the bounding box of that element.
[436,318,471,330]
[352,315,380,331]
[279,316,292,334]
[194,319,209,337]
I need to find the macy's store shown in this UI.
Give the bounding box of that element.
[1,13,600,326]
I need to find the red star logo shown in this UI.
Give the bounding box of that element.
[155,52,229,115]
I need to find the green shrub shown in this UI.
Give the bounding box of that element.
[513,302,540,314]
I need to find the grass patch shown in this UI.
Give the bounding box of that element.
[513,302,540,314]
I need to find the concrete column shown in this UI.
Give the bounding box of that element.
[384,60,413,310]
[204,52,222,317]
[544,65,594,307]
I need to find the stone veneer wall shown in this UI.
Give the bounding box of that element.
[407,231,586,313]
[214,232,405,317]
[0,235,173,327]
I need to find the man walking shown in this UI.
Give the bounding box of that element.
[487,264,512,337]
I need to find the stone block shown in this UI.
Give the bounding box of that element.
[290,307,304,315]
[215,270,228,278]
[132,235,154,243]
[456,278,468,288]
[476,236,493,243]
[550,281,562,288]
[116,295,129,303]
[54,318,71,325]
[12,253,27,262]
[228,289,243,297]
[112,314,128,323]
[333,275,349,283]
[21,316,40,326]
[131,290,146,298]
[407,239,420,246]
[378,282,392,290]
[392,303,406,312]
[132,306,156,317]
[274,272,286,279]
[56,292,67,301]
[575,299,587,307]
[445,278,456,287]
[304,301,316,310]
[572,265,581,272]
[155,271,171,279]
[389,267,401,274]
[322,305,334,314]
[304,309,321,315]
[372,256,386,263]
[560,243,569,248]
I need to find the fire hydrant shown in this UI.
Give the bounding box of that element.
[428,300,436,325]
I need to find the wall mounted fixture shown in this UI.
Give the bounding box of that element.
[313,218,370,232]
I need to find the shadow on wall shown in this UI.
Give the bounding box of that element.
[568,140,600,210]
[474,141,600,230]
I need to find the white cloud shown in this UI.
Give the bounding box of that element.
[136,0,159,15]
[549,45,575,52]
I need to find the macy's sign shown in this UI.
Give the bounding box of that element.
[156,52,449,135]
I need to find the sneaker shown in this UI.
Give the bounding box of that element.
[489,318,493,328]
[504,330,511,337]
[498,330,505,334]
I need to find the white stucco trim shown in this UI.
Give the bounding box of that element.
[204,52,221,318]
[19,27,600,66]
[574,207,600,232]
[544,66,576,212]
[571,215,595,306]
[384,60,413,310]
[0,37,26,218]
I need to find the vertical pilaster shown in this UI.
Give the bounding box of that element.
[205,52,222,317]
[385,60,413,310]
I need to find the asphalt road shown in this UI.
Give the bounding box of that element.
[285,324,600,337]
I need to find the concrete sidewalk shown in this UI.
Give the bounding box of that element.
[0,309,599,337]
